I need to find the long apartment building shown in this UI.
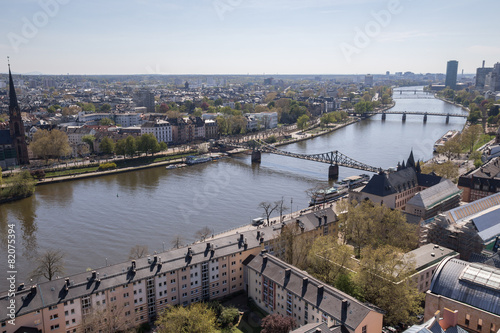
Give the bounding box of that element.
[1,208,338,333]
[245,253,384,333]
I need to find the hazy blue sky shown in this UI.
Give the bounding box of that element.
[1,0,499,75]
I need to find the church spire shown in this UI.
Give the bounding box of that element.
[8,59,20,116]
[407,150,415,169]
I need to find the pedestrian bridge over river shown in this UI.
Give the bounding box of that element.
[224,141,382,179]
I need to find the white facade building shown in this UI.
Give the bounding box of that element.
[141,120,172,143]
[114,112,142,127]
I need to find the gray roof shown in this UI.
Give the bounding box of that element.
[471,207,500,243]
[292,322,334,333]
[404,244,457,271]
[406,180,461,210]
[362,168,418,197]
[0,207,338,322]
[246,253,382,333]
[429,257,500,315]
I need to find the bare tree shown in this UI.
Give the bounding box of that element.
[128,245,149,259]
[259,201,278,225]
[29,249,65,281]
[195,226,212,241]
[306,184,332,207]
[275,197,288,223]
[171,235,185,249]
[79,301,135,333]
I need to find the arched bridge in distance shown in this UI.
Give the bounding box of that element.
[224,141,382,179]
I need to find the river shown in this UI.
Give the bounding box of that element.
[0,86,468,290]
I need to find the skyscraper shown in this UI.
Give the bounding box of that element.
[445,60,458,90]
[475,60,493,91]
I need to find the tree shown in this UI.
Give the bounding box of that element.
[307,235,354,286]
[356,245,423,325]
[99,117,114,126]
[421,161,459,181]
[100,103,111,112]
[3,170,36,199]
[436,137,461,160]
[138,134,160,155]
[115,139,126,156]
[461,124,483,153]
[82,135,96,154]
[124,135,137,157]
[80,301,134,333]
[261,313,296,333]
[275,197,288,223]
[272,222,315,269]
[82,103,96,112]
[195,226,212,241]
[128,245,148,259]
[99,137,115,155]
[159,103,170,113]
[219,306,239,328]
[296,114,310,130]
[30,129,72,161]
[29,249,65,281]
[159,141,168,152]
[156,303,219,333]
[171,235,185,249]
[259,201,278,225]
[337,200,418,257]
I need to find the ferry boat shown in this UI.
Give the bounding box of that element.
[185,155,213,165]
[308,174,370,206]
[434,130,459,152]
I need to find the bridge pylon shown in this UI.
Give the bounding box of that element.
[423,113,427,123]
[446,115,450,124]
[402,113,406,122]
[328,164,339,180]
[251,150,261,163]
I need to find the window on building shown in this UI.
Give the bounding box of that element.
[465,314,470,326]
[478,319,483,331]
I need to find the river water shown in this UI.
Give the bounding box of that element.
[0,87,468,289]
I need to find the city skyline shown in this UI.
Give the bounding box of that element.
[1,0,500,75]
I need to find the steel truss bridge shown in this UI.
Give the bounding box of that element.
[226,141,382,174]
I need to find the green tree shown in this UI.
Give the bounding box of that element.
[100,103,111,112]
[307,235,354,286]
[30,129,72,161]
[436,137,461,160]
[461,124,483,153]
[5,170,36,199]
[99,117,114,126]
[297,114,310,130]
[156,303,219,333]
[421,161,459,181]
[272,222,315,270]
[82,135,96,154]
[99,137,115,155]
[82,103,96,112]
[124,136,137,157]
[356,245,423,325]
[138,134,160,155]
[115,139,126,156]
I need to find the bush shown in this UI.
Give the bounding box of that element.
[265,135,277,144]
[98,162,117,171]
[30,169,46,180]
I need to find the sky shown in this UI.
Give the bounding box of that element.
[1,0,500,75]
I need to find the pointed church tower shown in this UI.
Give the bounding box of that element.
[407,150,415,169]
[8,63,30,165]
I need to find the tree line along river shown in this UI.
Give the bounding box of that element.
[0,86,468,290]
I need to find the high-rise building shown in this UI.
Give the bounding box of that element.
[445,60,458,89]
[484,62,500,92]
[364,74,373,86]
[134,89,155,112]
[475,60,493,91]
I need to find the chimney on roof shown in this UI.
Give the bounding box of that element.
[30,285,37,294]
[260,237,264,244]
[285,268,291,278]
[187,247,193,257]
[341,299,349,323]
[303,277,308,289]
[257,230,261,239]
[18,283,25,291]
[262,255,268,265]
[92,270,97,279]
[206,242,211,250]
[65,278,70,287]
[131,260,136,271]
[316,329,322,333]
[153,255,158,263]
[240,234,244,242]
